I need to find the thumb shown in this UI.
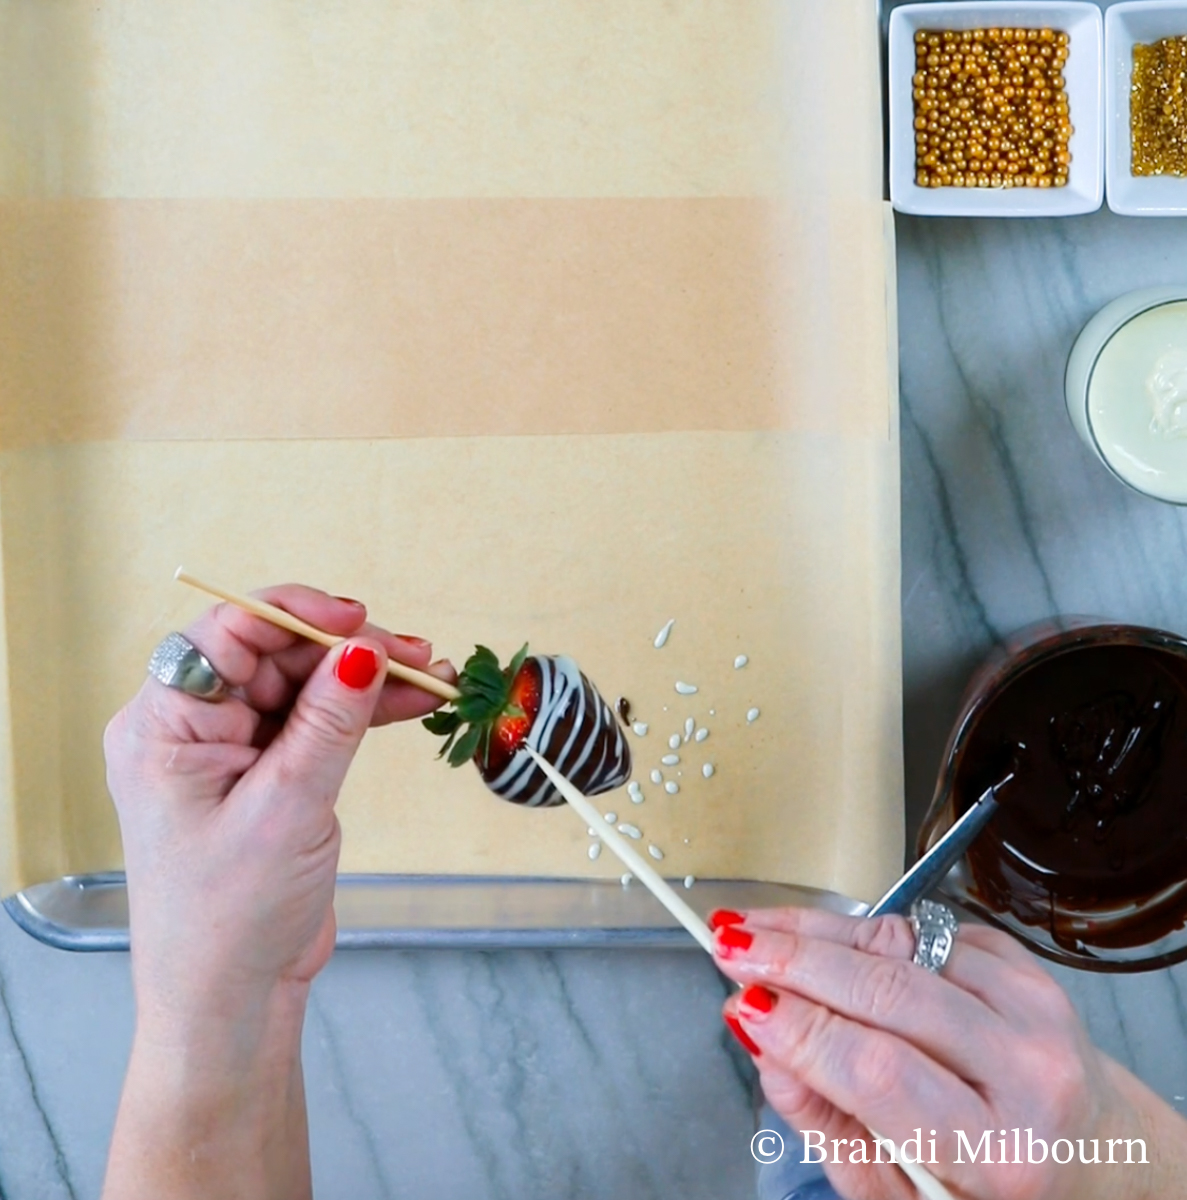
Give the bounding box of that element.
[253,638,387,810]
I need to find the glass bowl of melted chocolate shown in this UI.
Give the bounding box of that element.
[920,621,1187,971]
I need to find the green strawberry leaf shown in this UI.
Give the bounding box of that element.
[426,643,535,771]
[432,729,459,760]
[447,723,484,768]
[465,645,501,676]
[422,709,461,736]
[456,695,502,723]
[506,642,530,681]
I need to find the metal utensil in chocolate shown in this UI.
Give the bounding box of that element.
[867,774,1013,919]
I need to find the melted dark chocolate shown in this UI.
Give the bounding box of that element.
[956,643,1187,951]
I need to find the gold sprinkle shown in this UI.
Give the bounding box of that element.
[1131,36,1187,177]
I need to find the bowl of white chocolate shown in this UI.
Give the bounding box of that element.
[1066,286,1187,502]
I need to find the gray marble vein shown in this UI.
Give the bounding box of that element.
[0,965,77,1199]
[0,918,130,1198]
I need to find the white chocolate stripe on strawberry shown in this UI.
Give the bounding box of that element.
[542,657,630,801]
[484,655,630,807]
[490,656,600,806]
[482,653,576,805]
[534,659,606,792]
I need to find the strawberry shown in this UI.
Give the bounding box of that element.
[488,655,542,773]
[423,644,631,807]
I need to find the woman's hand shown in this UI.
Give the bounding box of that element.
[712,906,1187,1200]
[102,585,453,1200]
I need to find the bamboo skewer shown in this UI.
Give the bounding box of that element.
[174,568,462,702]
[525,747,715,953]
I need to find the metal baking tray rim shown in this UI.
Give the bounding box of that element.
[4,873,865,952]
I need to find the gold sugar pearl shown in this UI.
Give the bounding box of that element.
[913,26,1072,188]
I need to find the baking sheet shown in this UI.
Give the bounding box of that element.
[0,0,902,905]
[4,875,868,952]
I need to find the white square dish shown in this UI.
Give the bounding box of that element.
[1105,1,1187,216]
[889,2,1103,216]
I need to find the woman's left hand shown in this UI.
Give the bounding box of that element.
[105,586,455,1025]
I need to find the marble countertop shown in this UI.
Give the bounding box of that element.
[8,153,1187,1200]
[897,205,1187,1120]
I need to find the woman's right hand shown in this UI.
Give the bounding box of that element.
[712,906,1187,1200]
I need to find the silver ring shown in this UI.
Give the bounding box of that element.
[147,632,228,702]
[910,899,958,974]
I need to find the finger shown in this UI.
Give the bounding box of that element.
[132,678,263,750]
[261,632,450,718]
[372,659,459,725]
[185,586,438,708]
[244,640,454,724]
[380,630,435,670]
[233,659,457,756]
[180,586,368,690]
[733,903,1035,970]
[237,641,334,713]
[733,905,916,945]
[713,921,1011,1086]
[281,628,445,682]
[718,904,1047,1029]
[756,1064,918,1200]
[240,637,387,816]
[726,985,991,1149]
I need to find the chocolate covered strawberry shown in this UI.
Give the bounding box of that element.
[423,644,631,806]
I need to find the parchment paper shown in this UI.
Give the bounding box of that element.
[0,0,903,902]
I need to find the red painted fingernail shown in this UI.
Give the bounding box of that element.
[708,909,746,931]
[335,644,380,690]
[716,925,753,953]
[334,596,365,609]
[740,984,777,1014]
[724,1014,761,1056]
[395,634,432,650]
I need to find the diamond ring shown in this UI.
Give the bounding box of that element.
[147,632,228,702]
[910,899,958,974]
